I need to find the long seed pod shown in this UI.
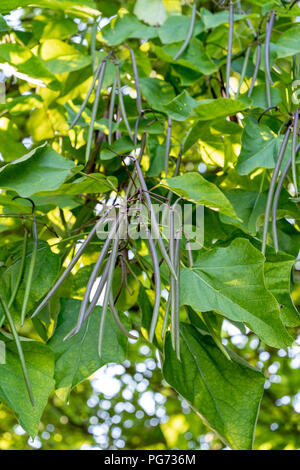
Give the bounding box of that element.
[236,46,251,98]
[265,11,275,86]
[85,59,108,164]
[226,0,234,98]
[168,144,183,202]
[146,226,161,343]
[108,75,118,146]
[31,208,111,319]
[265,70,272,108]
[8,229,28,308]
[161,290,171,340]
[138,193,161,342]
[125,44,142,114]
[64,260,111,341]
[116,66,134,143]
[164,117,172,176]
[262,126,292,255]
[98,216,123,357]
[71,214,121,336]
[248,43,261,97]
[169,209,176,350]
[21,217,38,326]
[272,142,300,253]
[134,157,177,279]
[109,291,138,340]
[0,294,35,406]
[292,109,299,197]
[174,0,197,60]
[70,62,102,129]
[174,236,181,360]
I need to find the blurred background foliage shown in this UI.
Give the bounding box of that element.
[2,302,300,451]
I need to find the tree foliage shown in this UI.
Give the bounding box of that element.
[0,0,300,451]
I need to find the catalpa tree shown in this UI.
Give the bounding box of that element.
[0,0,299,451]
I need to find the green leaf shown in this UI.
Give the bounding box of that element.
[162,38,218,75]
[0,14,9,32]
[163,324,265,450]
[244,85,281,109]
[33,17,77,41]
[160,172,237,218]
[275,26,300,59]
[0,1,99,16]
[48,298,129,401]
[194,98,249,121]
[220,189,300,236]
[163,90,198,121]
[101,137,133,161]
[134,0,167,26]
[236,118,280,175]
[180,238,292,348]
[264,250,300,327]
[139,77,175,112]
[38,39,92,74]
[3,240,60,317]
[102,14,158,46]
[0,144,75,197]
[183,118,241,153]
[158,15,203,44]
[200,7,253,30]
[0,337,54,436]
[50,174,118,195]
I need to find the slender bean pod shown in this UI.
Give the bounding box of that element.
[116,66,134,143]
[8,229,28,308]
[21,218,38,326]
[134,157,177,279]
[292,109,299,196]
[164,117,172,176]
[98,215,123,357]
[174,236,181,361]
[248,43,261,97]
[272,142,300,253]
[108,75,117,145]
[64,260,110,341]
[161,291,171,340]
[70,62,102,129]
[72,215,121,335]
[169,210,176,350]
[265,11,275,86]
[236,46,251,98]
[174,0,197,60]
[226,0,234,98]
[262,126,292,255]
[109,291,138,340]
[146,226,161,343]
[126,44,142,114]
[85,59,108,164]
[31,208,111,319]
